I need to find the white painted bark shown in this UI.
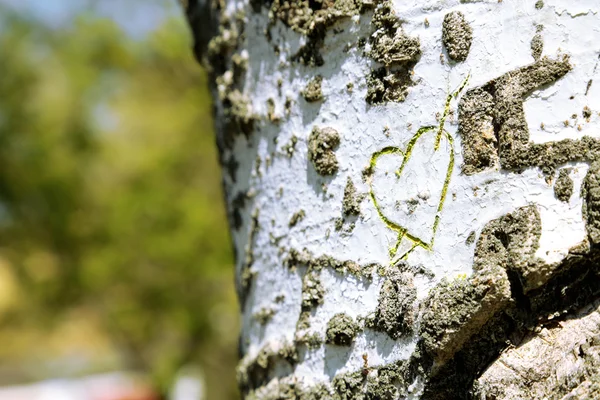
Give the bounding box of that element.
[186,0,600,398]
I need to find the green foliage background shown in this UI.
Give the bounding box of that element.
[0,2,238,399]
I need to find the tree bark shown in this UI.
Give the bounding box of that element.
[185,0,600,398]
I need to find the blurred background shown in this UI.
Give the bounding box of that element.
[0,1,239,399]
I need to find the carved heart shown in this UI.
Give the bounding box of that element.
[368,75,468,262]
[369,126,454,259]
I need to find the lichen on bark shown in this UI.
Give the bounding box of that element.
[367,267,417,339]
[582,162,600,244]
[302,75,324,103]
[258,0,366,67]
[442,11,473,62]
[307,126,341,176]
[554,168,574,202]
[326,313,359,346]
[342,178,362,217]
[365,1,421,104]
[530,33,544,61]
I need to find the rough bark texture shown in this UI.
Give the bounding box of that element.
[185,0,600,398]
[475,298,600,400]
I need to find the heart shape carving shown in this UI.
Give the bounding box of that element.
[368,76,469,263]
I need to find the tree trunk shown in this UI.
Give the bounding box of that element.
[185,0,600,398]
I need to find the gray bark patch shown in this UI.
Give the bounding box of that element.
[263,0,365,67]
[419,265,511,368]
[582,162,600,244]
[531,33,544,61]
[288,209,306,227]
[442,11,473,62]
[456,56,600,177]
[281,135,298,158]
[331,359,414,400]
[231,190,247,230]
[366,268,416,339]
[308,126,341,176]
[368,3,421,67]
[326,313,359,346]
[302,75,324,103]
[554,168,574,202]
[365,1,421,105]
[474,205,542,275]
[237,341,298,394]
[458,88,498,175]
[473,205,551,293]
[366,66,417,105]
[253,307,276,325]
[342,178,362,217]
[283,248,380,356]
[239,208,260,309]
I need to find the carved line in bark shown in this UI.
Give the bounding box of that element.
[368,75,469,263]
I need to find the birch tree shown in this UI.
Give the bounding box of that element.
[184,0,600,398]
